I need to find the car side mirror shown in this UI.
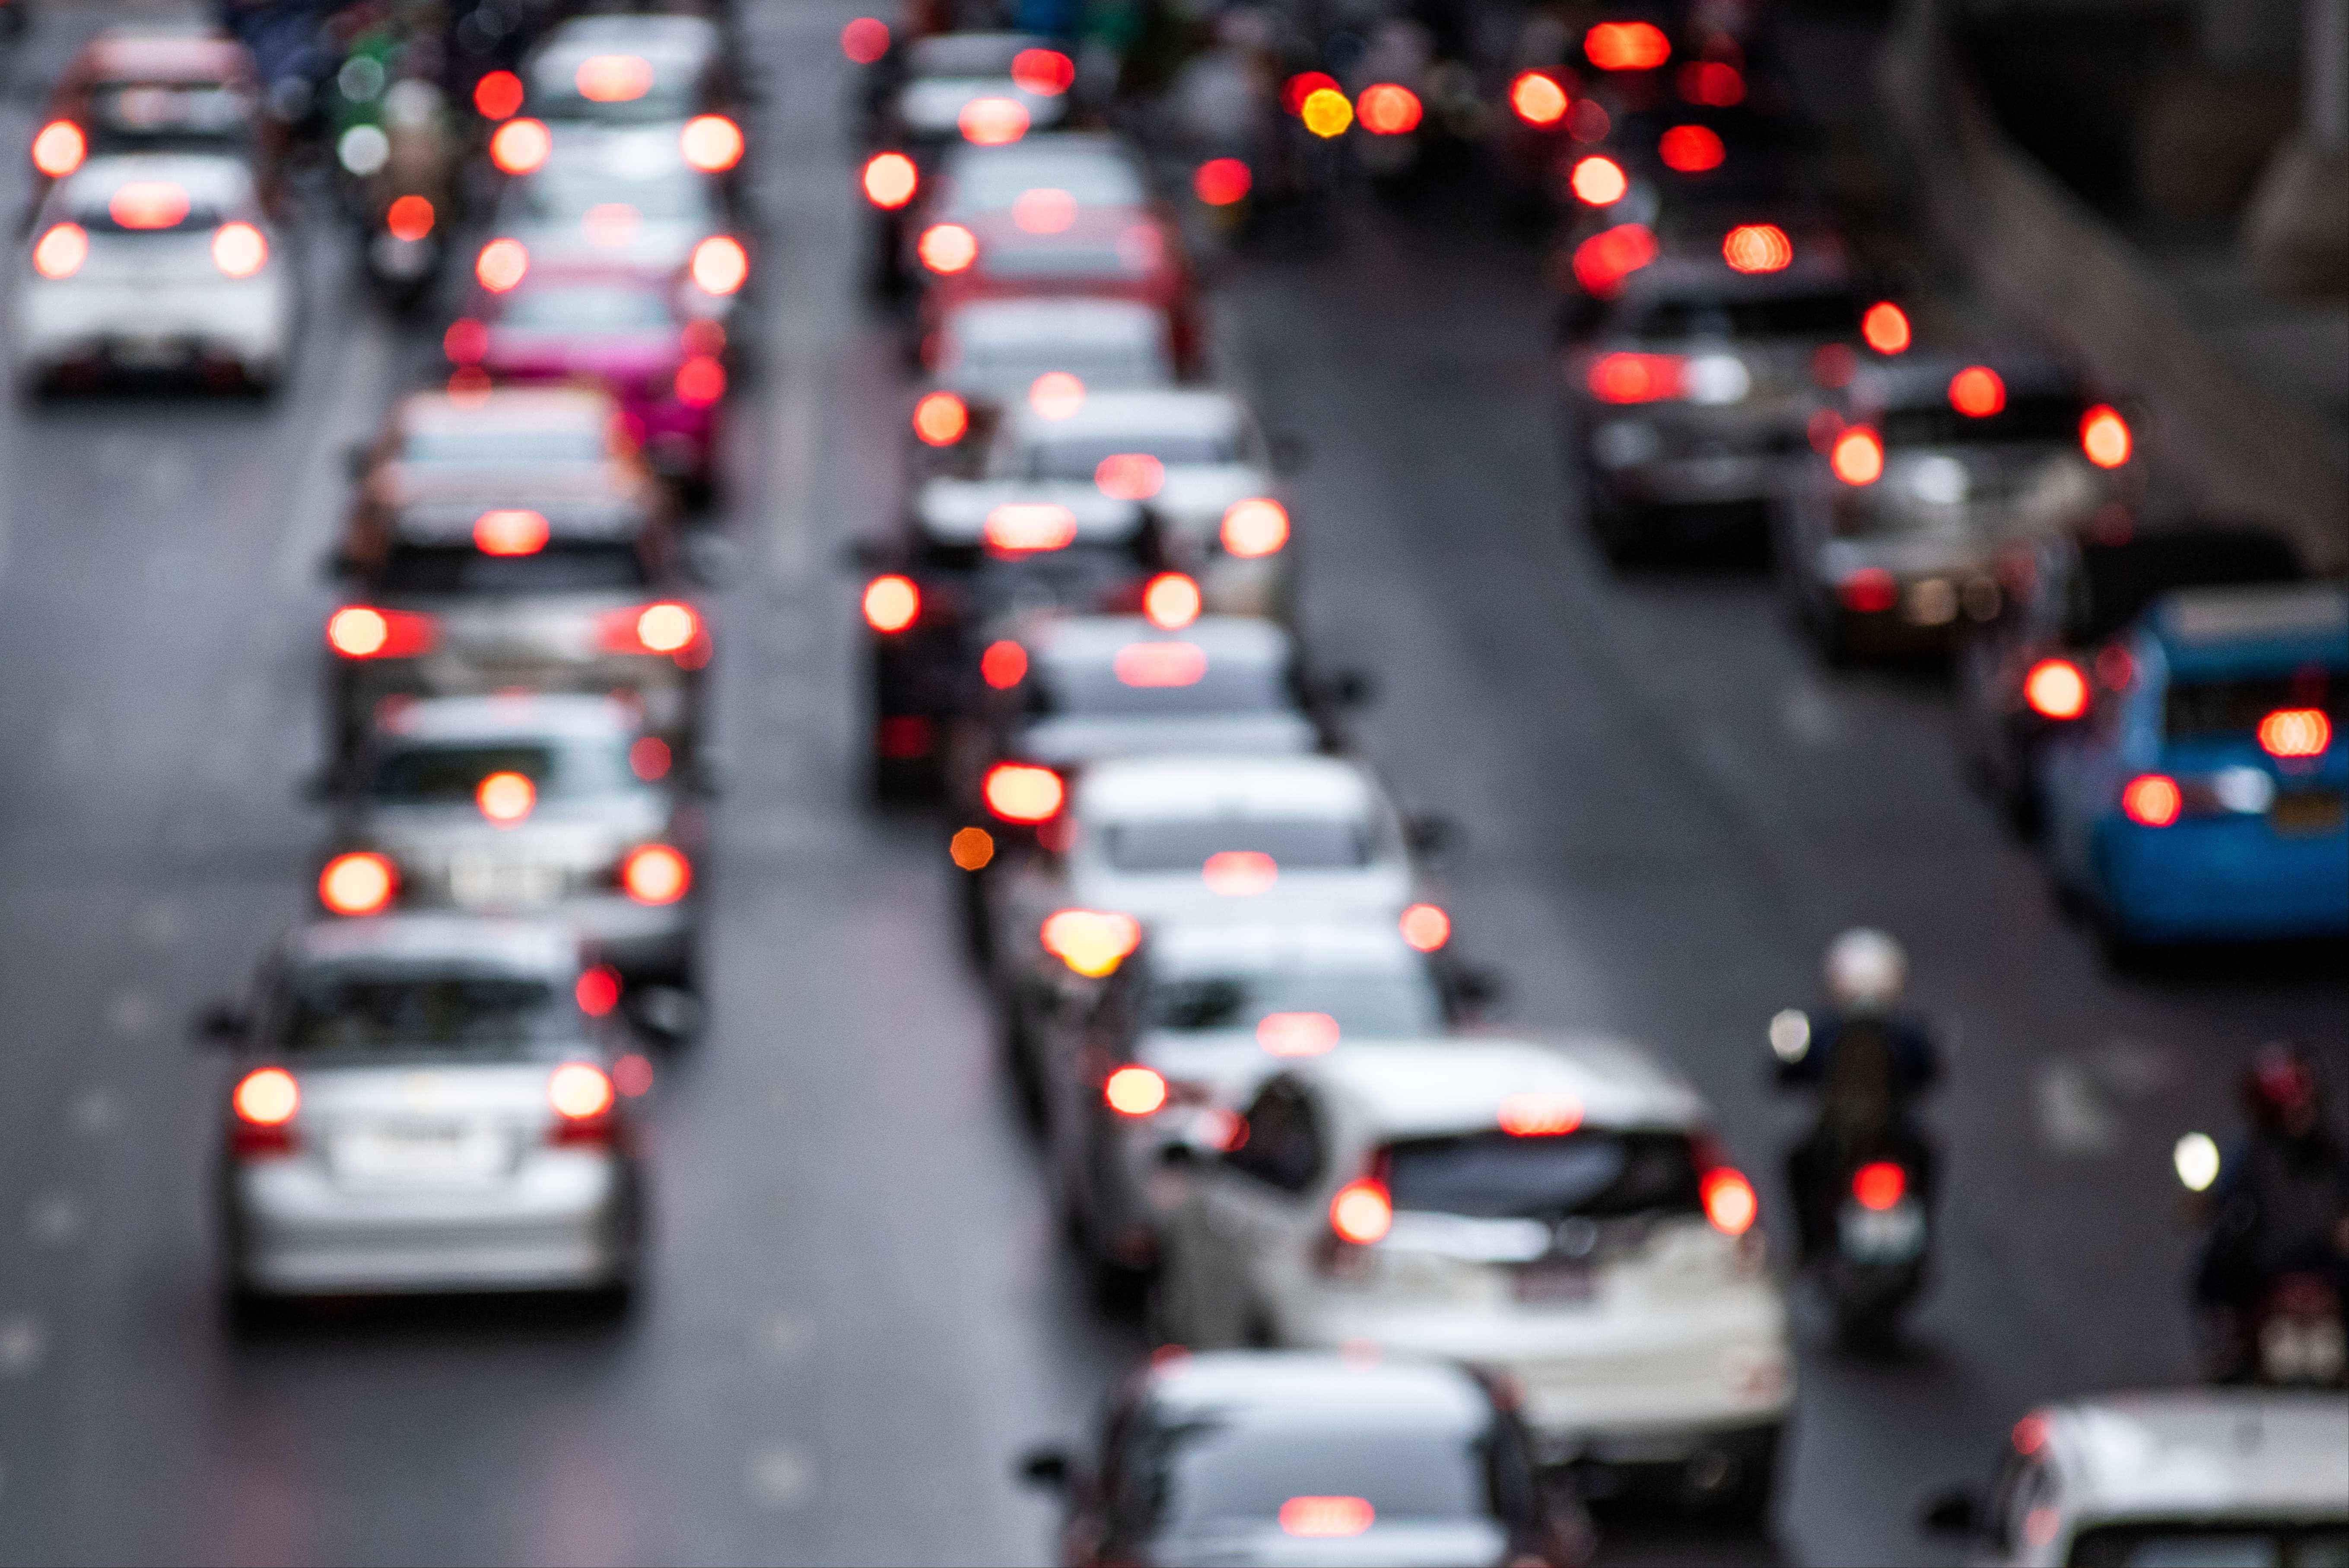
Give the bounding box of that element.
[191,1000,249,1047]
[1268,432,1310,476]
[1920,1486,1983,1536]
[1404,812,1459,856]
[1017,1447,1071,1491]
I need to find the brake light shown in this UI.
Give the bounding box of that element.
[319,851,397,915]
[1202,849,1278,895]
[1701,1167,1758,1234]
[909,390,967,446]
[981,639,1028,688]
[1586,20,1670,69]
[683,318,725,356]
[1659,124,1725,172]
[476,770,535,824]
[630,737,671,781]
[681,114,744,172]
[476,238,528,292]
[1040,909,1140,976]
[1399,903,1450,952]
[576,964,622,1017]
[985,503,1077,553]
[1570,155,1627,205]
[32,223,88,280]
[985,763,1064,824]
[1357,84,1421,135]
[620,845,691,905]
[1030,371,1085,418]
[691,236,748,296]
[862,574,920,633]
[2260,708,2330,758]
[1588,351,1684,403]
[2023,658,2089,720]
[1838,567,1898,614]
[1851,1161,1907,1211]
[32,120,86,178]
[840,16,890,63]
[918,223,978,274]
[1950,365,2005,417]
[386,194,435,242]
[1195,157,1251,205]
[1113,639,1208,688]
[1221,498,1289,557]
[474,508,549,556]
[489,116,550,174]
[110,181,188,230]
[2080,405,2132,468]
[958,96,1030,145]
[327,605,436,658]
[641,602,697,653]
[1283,72,1340,114]
[2121,773,2182,827]
[1258,1012,1340,1056]
[1329,1179,1393,1244]
[1497,1092,1583,1136]
[675,355,727,407]
[1510,72,1568,126]
[1104,1065,1167,1116]
[1095,452,1164,500]
[444,317,487,363]
[1861,300,1910,353]
[1141,572,1202,630]
[862,151,918,209]
[1300,87,1353,138]
[1571,223,1656,295]
[1011,48,1075,95]
[575,54,654,102]
[1680,60,1745,105]
[1724,223,1793,273]
[1831,426,1884,486]
[234,1066,299,1126]
[1281,1497,1374,1539]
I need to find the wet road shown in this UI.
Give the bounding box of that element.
[0,1,2340,1564]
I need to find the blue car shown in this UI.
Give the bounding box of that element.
[2041,582,2348,950]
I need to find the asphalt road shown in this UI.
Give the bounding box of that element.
[0,2,2340,1565]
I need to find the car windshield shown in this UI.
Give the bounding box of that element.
[530,57,700,123]
[981,237,1156,280]
[2164,669,2343,743]
[1143,1415,1489,1532]
[1024,429,1242,478]
[2065,1523,2349,1568]
[1384,1130,1704,1221]
[91,82,250,139]
[1880,393,2088,449]
[1099,816,1373,872]
[947,338,1166,392]
[1144,969,1442,1037]
[499,286,674,333]
[279,968,572,1054]
[1032,648,1291,719]
[70,187,234,233]
[909,35,1032,77]
[368,739,636,803]
[518,169,717,224]
[400,426,608,467]
[378,541,649,595]
[2070,535,2304,645]
[1630,290,1859,340]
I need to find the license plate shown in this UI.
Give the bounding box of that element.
[1513,1260,1597,1306]
[449,856,565,909]
[1838,1199,1926,1262]
[335,1123,504,1183]
[2271,792,2345,836]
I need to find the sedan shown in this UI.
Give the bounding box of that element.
[911,297,1175,477]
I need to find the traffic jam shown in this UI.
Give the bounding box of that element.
[3,0,2344,1562]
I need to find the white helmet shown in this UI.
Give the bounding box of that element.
[1825,928,1907,1012]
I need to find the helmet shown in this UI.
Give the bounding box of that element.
[1825,929,1907,1012]
[2241,1043,2321,1133]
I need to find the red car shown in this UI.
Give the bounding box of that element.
[447,263,730,499]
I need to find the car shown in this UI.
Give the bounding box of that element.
[1562,249,1864,561]
[202,914,645,1316]
[1151,1037,1792,1517]
[1020,1350,1597,1567]
[910,297,1176,477]
[880,126,1133,296]
[515,14,741,131]
[448,261,732,496]
[984,389,1300,620]
[1040,916,1484,1281]
[857,479,1174,795]
[1779,351,2134,661]
[1956,521,2306,827]
[13,152,295,393]
[27,28,267,196]
[1920,1390,2349,1566]
[318,694,708,995]
[2040,583,2348,952]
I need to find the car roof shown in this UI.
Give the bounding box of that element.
[375,693,639,744]
[1007,389,1246,444]
[913,479,1145,544]
[1143,1350,1494,1431]
[1849,350,2083,408]
[1077,754,1380,824]
[285,914,579,976]
[2149,584,2349,665]
[1032,615,1291,668]
[943,297,1165,350]
[82,29,252,82]
[399,387,615,435]
[1294,1037,1710,1136]
[1148,917,1423,976]
[2041,1390,2349,1523]
[64,152,252,207]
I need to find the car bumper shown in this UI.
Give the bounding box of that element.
[2095,814,2349,940]
[18,277,292,371]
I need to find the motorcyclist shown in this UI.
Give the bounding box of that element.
[2190,1043,2349,1380]
[1774,929,1941,1264]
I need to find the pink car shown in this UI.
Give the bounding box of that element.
[447,262,728,500]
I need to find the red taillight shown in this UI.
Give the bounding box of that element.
[981,639,1028,688]
[840,16,890,63]
[1571,223,1656,295]
[1141,572,1201,630]
[319,852,397,916]
[2081,405,2132,468]
[32,223,88,280]
[209,222,268,278]
[620,845,691,905]
[918,223,978,274]
[958,95,1030,145]
[32,119,86,178]
[473,70,525,120]
[1282,71,1340,115]
[1399,903,1450,952]
[476,770,536,824]
[576,964,622,1017]
[1095,451,1166,499]
[984,763,1063,824]
[1510,72,1568,126]
[444,317,487,364]
[912,390,968,445]
[1723,223,1793,273]
[476,237,529,292]
[1851,1161,1907,1211]
[2023,658,2090,720]
[488,117,549,174]
[597,601,701,657]
[1040,909,1141,977]
[1659,124,1725,172]
[1586,20,1670,70]
[547,1062,617,1143]
[1220,498,1289,557]
[675,355,727,407]
[2259,708,2331,758]
[232,1067,300,1155]
[862,575,921,633]
[1701,1167,1758,1234]
[1329,1178,1393,1244]
[1588,351,1684,403]
[474,508,549,556]
[1356,83,1422,135]
[1679,60,1745,105]
[630,737,671,780]
[862,151,918,209]
[691,235,749,296]
[1195,157,1251,205]
[1950,365,2005,418]
[1831,426,1885,486]
[681,114,744,172]
[1570,154,1627,205]
[1861,300,1910,354]
[109,180,189,230]
[1838,567,1898,614]
[2122,773,2183,827]
[1011,47,1074,95]
[327,605,436,659]
[1104,1065,1167,1116]
[386,194,435,242]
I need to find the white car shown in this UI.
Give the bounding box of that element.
[1924,1389,2349,1565]
[1154,1037,1793,1517]
[986,388,1299,622]
[15,152,294,391]
[914,297,1173,472]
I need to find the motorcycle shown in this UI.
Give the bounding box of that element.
[2177,1132,2349,1387]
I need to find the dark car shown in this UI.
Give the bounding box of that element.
[1956,521,2306,827]
[1020,1350,1595,1567]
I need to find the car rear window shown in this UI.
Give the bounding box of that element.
[947,337,1167,392]
[1879,392,2087,450]
[367,740,633,802]
[1144,969,1442,1037]
[517,167,718,223]
[379,541,649,595]
[400,427,608,467]
[280,970,570,1054]
[951,157,1146,212]
[1631,290,1858,341]
[1026,430,1240,478]
[2070,534,2304,645]
[2164,670,2343,743]
[2066,1522,2349,1568]
[1033,648,1291,719]
[528,56,700,122]
[92,82,251,139]
[1143,1416,1491,1532]
[1100,817,1373,871]
[982,239,1152,280]
[499,286,673,333]
[1385,1129,1703,1221]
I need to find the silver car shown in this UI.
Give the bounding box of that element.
[206,915,644,1317]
